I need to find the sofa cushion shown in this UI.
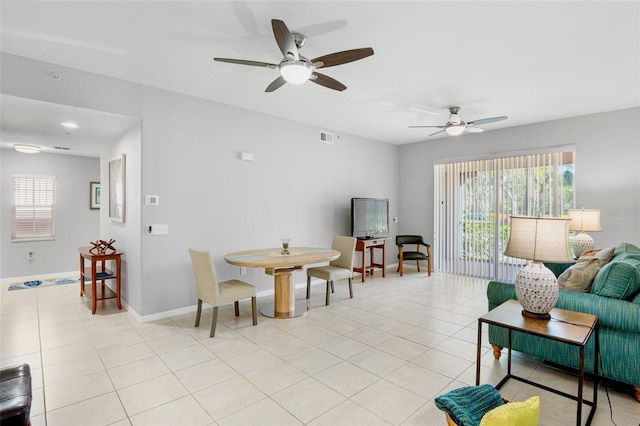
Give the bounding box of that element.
[613,242,640,257]
[591,256,640,300]
[480,396,540,426]
[558,247,614,293]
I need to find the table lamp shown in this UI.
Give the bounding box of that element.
[504,216,573,319]
[568,208,601,258]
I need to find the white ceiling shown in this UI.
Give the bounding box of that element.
[1,1,639,156]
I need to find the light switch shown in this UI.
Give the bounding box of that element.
[149,224,169,235]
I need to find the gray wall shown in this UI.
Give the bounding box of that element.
[2,54,399,318]
[1,149,100,277]
[398,107,640,255]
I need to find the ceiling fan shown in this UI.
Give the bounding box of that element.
[214,19,374,92]
[409,107,508,136]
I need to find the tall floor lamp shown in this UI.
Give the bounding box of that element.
[568,209,601,258]
[504,216,573,319]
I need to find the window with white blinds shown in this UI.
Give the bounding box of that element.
[434,151,574,281]
[12,174,56,241]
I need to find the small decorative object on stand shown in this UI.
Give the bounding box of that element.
[281,238,291,255]
[89,239,117,255]
[503,216,573,319]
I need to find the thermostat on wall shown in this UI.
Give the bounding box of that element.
[145,195,160,205]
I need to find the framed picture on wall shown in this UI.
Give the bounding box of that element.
[109,154,126,222]
[90,182,101,209]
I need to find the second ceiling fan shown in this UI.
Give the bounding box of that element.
[410,107,508,136]
[214,19,374,92]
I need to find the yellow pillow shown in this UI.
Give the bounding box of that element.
[479,396,540,426]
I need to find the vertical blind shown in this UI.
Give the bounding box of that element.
[434,151,573,281]
[12,174,56,240]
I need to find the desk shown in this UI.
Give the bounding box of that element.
[224,247,340,318]
[354,238,388,282]
[476,299,599,426]
[78,247,122,315]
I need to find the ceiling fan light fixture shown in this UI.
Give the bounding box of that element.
[280,61,313,84]
[14,144,41,154]
[445,124,466,136]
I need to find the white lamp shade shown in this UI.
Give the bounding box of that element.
[568,209,601,232]
[504,216,573,263]
[280,61,312,84]
[445,124,466,136]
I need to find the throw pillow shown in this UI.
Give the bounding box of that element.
[591,256,640,300]
[434,384,505,426]
[479,396,540,426]
[558,247,614,293]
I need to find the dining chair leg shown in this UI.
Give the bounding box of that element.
[427,247,432,276]
[348,278,353,298]
[416,260,421,272]
[399,257,404,276]
[195,299,203,327]
[306,276,311,299]
[234,301,240,317]
[210,306,219,338]
[251,297,257,325]
[325,281,331,306]
[330,281,335,293]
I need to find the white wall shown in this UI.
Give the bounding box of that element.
[138,86,398,316]
[398,107,640,255]
[101,123,143,313]
[0,149,100,277]
[2,54,399,318]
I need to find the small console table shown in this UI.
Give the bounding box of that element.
[354,238,389,282]
[78,246,122,314]
[476,299,599,426]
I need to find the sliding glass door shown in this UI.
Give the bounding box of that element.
[434,151,574,281]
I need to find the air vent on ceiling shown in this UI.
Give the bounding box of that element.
[54,146,71,150]
[320,131,334,144]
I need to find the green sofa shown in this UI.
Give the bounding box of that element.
[486,243,640,402]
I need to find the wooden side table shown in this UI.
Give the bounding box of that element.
[476,299,599,426]
[354,238,388,282]
[78,246,122,314]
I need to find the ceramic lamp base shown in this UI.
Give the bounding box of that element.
[572,232,595,258]
[514,261,559,317]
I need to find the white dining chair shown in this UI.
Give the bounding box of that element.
[188,248,257,337]
[306,236,357,305]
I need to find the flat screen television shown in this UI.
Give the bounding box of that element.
[351,198,389,239]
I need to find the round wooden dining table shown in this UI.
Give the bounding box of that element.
[224,247,340,318]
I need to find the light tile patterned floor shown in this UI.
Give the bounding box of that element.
[2,270,639,425]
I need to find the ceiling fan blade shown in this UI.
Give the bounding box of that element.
[265,76,287,92]
[409,125,445,129]
[312,47,374,69]
[309,72,346,91]
[271,19,298,60]
[467,116,508,126]
[465,127,485,133]
[214,58,278,69]
[429,130,446,137]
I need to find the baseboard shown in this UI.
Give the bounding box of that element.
[130,278,326,323]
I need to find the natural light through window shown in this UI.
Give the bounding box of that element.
[434,150,574,281]
[12,174,56,241]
